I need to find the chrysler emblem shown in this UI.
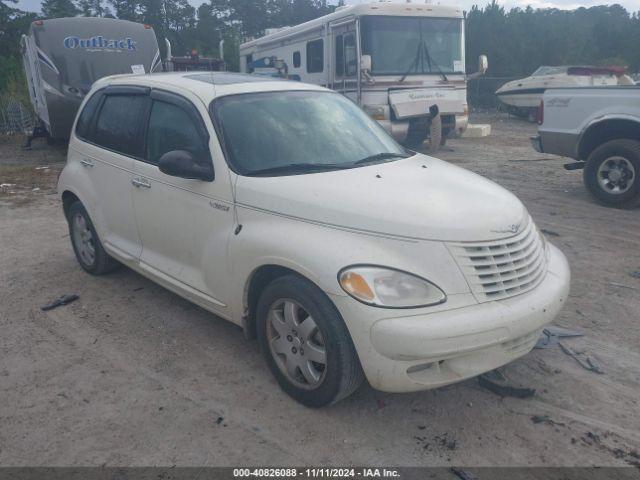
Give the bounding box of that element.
[491,223,521,234]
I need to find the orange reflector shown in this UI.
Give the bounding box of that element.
[340,272,375,302]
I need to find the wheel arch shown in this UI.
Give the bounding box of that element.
[242,263,328,340]
[61,189,81,219]
[578,118,640,161]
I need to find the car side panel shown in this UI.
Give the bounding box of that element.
[62,135,141,263]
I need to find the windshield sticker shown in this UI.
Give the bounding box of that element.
[130,64,145,74]
[63,36,137,52]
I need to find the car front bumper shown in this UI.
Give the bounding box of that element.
[331,243,570,392]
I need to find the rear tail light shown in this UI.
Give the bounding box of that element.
[33,20,44,26]
[536,100,544,125]
[144,24,153,29]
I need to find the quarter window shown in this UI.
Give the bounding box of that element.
[146,100,208,165]
[92,94,146,157]
[306,39,323,73]
[293,51,301,68]
[75,90,102,140]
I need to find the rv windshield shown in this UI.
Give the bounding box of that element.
[211,91,407,176]
[361,16,463,76]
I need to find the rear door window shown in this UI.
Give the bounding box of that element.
[92,94,147,157]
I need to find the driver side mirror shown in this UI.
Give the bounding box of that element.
[360,54,372,73]
[158,150,214,181]
[478,54,488,75]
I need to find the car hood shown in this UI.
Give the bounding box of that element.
[234,155,528,242]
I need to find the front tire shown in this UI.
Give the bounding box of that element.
[583,139,640,208]
[426,113,442,154]
[256,275,364,407]
[67,201,120,275]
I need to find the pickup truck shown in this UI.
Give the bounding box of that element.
[531,86,640,207]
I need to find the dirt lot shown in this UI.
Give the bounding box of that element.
[1,115,639,468]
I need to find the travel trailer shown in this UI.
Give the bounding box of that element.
[164,39,226,72]
[239,2,488,152]
[496,65,635,119]
[21,17,161,142]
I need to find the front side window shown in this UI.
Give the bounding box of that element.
[306,39,324,73]
[361,16,463,75]
[212,91,406,176]
[146,100,208,165]
[92,94,146,156]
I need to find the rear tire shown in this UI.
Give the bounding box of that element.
[583,139,640,208]
[67,201,120,275]
[256,274,364,407]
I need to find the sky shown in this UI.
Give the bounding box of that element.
[13,0,640,15]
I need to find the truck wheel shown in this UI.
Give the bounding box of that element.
[426,114,442,154]
[68,201,120,275]
[583,139,640,208]
[256,274,364,407]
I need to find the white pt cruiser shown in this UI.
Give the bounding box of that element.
[58,72,570,407]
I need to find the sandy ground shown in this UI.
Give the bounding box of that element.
[0,115,639,468]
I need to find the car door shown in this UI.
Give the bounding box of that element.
[72,86,148,262]
[131,88,235,315]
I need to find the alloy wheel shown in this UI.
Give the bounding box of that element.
[266,299,327,389]
[72,213,96,266]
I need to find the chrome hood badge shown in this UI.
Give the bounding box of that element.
[491,223,521,234]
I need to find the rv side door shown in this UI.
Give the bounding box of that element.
[330,23,358,103]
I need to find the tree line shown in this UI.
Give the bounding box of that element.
[1,0,639,99]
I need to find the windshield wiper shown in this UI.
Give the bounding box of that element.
[399,40,448,82]
[246,162,354,176]
[352,152,409,166]
[422,41,448,82]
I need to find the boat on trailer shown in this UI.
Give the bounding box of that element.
[496,66,634,120]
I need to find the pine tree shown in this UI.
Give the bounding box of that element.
[41,0,80,18]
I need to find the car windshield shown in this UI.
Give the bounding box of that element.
[211,90,407,176]
[361,16,463,75]
[531,66,567,76]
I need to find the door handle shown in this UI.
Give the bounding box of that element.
[80,158,94,167]
[131,177,151,189]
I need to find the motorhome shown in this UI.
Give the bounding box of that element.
[239,2,487,151]
[21,17,161,142]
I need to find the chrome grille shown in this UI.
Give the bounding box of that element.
[448,217,548,302]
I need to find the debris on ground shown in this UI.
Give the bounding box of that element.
[535,326,583,349]
[478,369,535,399]
[40,294,79,311]
[559,342,604,374]
[540,228,560,237]
[629,271,640,279]
[450,467,477,480]
[530,415,566,427]
[608,282,637,290]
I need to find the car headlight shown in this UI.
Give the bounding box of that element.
[338,266,446,308]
